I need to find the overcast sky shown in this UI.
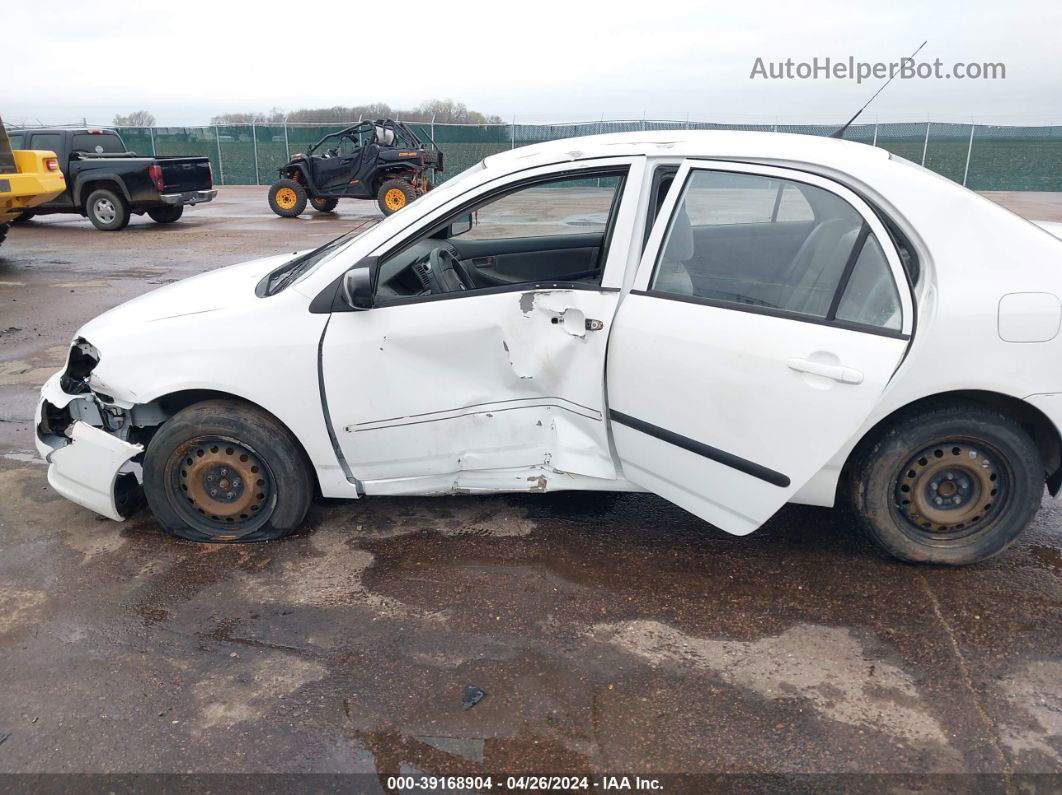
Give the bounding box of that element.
[5,0,1059,127]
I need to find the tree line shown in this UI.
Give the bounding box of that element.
[112,100,504,128]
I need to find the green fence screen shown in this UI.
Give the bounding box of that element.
[103,121,1062,191]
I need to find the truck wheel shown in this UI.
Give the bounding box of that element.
[0,223,8,247]
[86,188,130,231]
[850,403,1043,565]
[310,197,339,213]
[268,179,307,217]
[147,205,184,224]
[143,400,313,543]
[12,211,34,224]
[377,179,416,215]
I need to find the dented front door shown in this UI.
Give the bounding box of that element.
[321,287,621,493]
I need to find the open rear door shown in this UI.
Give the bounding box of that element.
[606,159,914,534]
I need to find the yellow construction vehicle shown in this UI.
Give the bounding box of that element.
[0,118,66,248]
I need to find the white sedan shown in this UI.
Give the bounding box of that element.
[35,132,1062,564]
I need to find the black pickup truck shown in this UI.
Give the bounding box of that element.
[7,128,216,230]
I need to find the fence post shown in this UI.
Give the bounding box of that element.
[431,112,435,142]
[511,116,516,149]
[962,122,976,187]
[252,120,260,185]
[872,121,879,147]
[148,126,156,156]
[283,119,290,160]
[214,125,224,185]
[921,120,930,166]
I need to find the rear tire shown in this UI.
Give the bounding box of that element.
[143,400,314,543]
[0,223,8,247]
[85,188,130,231]
[268,178,307,217]
[377,179,416,215]
[850,403,1043,565]
[12,211,34,224]
[310,197,339,213]
[147,205,184,223]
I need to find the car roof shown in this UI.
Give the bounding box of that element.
[482,130,891,173]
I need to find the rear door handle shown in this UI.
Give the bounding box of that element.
[787,358,864,384]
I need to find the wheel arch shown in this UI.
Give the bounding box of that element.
[136,388,322,494]
[838,389,1062,503]
[74,175,131,206]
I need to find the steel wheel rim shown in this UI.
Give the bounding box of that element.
[94,198,116,223]
[892,438,1009,543]
[169,436,275,539]
[275,187,297,209]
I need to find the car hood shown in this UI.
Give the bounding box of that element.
[78,251,301,336]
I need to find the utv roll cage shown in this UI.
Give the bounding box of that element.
[305,119,438,158]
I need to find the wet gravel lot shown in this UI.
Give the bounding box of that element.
[0,188,1059,782]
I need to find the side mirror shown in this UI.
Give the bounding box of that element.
[448,213,474,238]
[340,263,375,310]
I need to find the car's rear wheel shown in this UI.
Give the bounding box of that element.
[850,403,1043,565]
[147,205,184,223]
[377,179,416,215]
[12,211,34,224]
[143,400,313,543]
[86,188,130,231]
[268,179,307,217]
[0,223,8,247]
[310,197,339,213]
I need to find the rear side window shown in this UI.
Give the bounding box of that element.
[650,169,902,331]
[7,133,24,149]
[70,133,125,154]
[30,133,63,154]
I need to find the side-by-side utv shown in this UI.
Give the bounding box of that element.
[267,119,443,218]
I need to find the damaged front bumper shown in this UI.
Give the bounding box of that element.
[35,373,143,521]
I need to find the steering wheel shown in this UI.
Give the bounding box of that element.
[428,247,475,293]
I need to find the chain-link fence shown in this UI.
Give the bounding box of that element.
[76,120,1062,191]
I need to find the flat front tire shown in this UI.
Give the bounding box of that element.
[850,403,1043,565]
[86,188,130,231]
[143,400,313,543]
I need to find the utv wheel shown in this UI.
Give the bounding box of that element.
[143,400,313,543]
[850,403,1043,565]
[86,188,130,231]
[268,179,307,217]
[12,211,34,224]
[310,197,339,213]
[377,179,416,215]
[147,205,184,223]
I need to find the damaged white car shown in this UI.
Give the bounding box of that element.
[36,131,1062,564]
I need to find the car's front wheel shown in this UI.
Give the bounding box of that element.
[851,403,1043,565]
[268,179,307,217]
[143,400,313,542]
[147,205,184,223]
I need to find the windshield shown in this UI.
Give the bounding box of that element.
[264,229,365,295]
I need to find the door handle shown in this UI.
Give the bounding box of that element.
[787,358,864,384]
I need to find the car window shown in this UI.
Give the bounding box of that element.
[651,169,898,326]
[834,234,902,330]
[375,169,627,302]
[7,133,24,149]
[30,133,63,155]
[460,174,623,240]
[70,133,125,154]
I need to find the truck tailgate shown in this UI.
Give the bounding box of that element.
[157,156,212,193]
